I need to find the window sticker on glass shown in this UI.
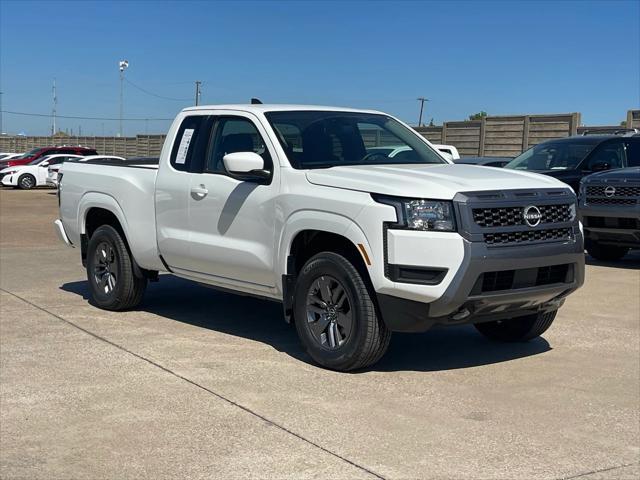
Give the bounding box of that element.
[175,128,195,164]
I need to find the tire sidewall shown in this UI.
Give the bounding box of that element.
[293,253,371,370]
[86,226,125,308]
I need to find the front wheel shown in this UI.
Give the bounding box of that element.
[86,225,147,311]
[17,174,36,190]
[293,252,391,371]
[474,310,557,342]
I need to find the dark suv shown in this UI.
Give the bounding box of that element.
[579,167,640,261]
[0,146,98,168]
[505,135,639,192]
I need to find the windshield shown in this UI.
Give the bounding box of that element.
[265,111,446,169]
[15,148,43,160]
[505,140,598,171]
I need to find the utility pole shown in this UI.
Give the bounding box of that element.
[417,97,428,127]
[118,60,129,137]
[195,81,202,106]
[0,90,3,135]
[51,79,57,136]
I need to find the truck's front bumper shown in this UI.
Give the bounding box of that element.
[377,235,585,332]
[580,205,640,249]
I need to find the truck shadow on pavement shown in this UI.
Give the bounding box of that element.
[61,275,551,373]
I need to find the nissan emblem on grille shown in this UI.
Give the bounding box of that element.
[604,186,616,197]
[523,205,542,227]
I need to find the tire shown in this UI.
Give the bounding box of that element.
[86,225,146,311]
[586,242,629,261]
[474,310,557,342]
[293,252,391,371]
[17,174,36,190]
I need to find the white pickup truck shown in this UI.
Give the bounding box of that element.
[55,104,585,371]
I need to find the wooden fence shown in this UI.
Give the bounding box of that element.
[0,135,166,158]
[415,113,581,157]
[1,110,637,159]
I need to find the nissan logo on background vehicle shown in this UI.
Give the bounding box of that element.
[523,205,543,227]
[604,186,616,197]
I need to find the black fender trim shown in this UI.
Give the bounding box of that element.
[282,255,297,323]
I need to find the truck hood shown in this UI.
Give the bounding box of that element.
[582,166,640,182]
[305,164,569,199]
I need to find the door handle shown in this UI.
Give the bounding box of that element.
[190,184,208,198]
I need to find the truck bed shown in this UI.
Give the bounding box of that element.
[59,161,164,270]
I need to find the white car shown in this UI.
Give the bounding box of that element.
[47,155,126,187]
[55,104,584,371]
[0,154,83,189]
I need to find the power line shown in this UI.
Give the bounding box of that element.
[124,78,191,102]
[0,110,173,121]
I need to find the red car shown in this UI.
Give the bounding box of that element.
[1,146,98,167]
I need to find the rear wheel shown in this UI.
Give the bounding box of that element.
[86,225,146,311]
[17,174,36,190]
[474,310,557,342]
[586,242,629,261]
[293,252,391,371]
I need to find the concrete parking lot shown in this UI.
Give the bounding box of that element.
[0,188,638,480]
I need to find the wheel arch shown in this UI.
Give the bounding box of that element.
[78,194,132,267]
[279,212,376,322]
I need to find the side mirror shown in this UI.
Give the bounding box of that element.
[590,161,610,172]
[40,162,49,167]
[223,152,270,182]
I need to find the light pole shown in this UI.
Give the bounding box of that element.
[118,60,129,137]
[417,97,429,127]
[51,79,57,136]
[195,81,202,106]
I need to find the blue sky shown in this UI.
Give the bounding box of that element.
[1,0,638,136]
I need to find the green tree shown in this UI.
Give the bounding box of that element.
[620,120,627,127]
[468,111,488,120]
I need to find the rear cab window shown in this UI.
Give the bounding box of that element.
[169,115,212,172]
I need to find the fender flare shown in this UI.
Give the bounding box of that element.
[77,192,131,240]
[277,210,374,282]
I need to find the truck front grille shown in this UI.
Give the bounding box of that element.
[586,185,640,197]
[585,197,638,206]
[458,189,577,248]
[473,203,573,227]
[585,183,640,206]
[484,227,573,245]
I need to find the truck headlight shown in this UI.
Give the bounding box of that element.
[373,195,456,232]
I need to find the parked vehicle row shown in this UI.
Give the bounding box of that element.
[0,146,98,168]
[0,152,125,189]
